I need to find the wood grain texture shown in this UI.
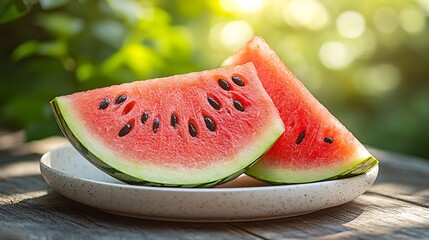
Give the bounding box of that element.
[0,160,259,240]
[0,134,428,239]
[232,193,429,239]
[368,148,429,207]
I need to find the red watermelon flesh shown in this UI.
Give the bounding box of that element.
[223,37,378,183]
[51,63,285,187]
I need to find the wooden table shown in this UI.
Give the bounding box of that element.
[1,132,428,239]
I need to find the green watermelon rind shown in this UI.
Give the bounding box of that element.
[51,98,284,188]
[245,155,378,185]
[325,156,378,180]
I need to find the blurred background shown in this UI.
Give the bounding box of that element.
[0,0,428,159]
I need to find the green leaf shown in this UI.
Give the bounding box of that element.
[12,40,40,61]
[0,0,14,15]
[0,0,39,23]
[0,0,28,23]
[36,13,84,37]
[12,40,66,61]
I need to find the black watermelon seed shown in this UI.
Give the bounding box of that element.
[218,79,231,90]
[208,97,220,110]
[99,98,110,110]
[233,100,245,112]
[171,114,178,128]
[115,95,127,104]
[296,130,306,145]
[324,137,333,144]
[153,117,160,133]
[118,124,132,137]
[204,117,216,132]
[141,112,149,124]
[232,76,244,86]
[188,123,197,137]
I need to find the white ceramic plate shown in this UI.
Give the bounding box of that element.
[40,144,378,222]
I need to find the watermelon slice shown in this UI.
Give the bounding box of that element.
[51,63,285,187]
[223,37,378,183]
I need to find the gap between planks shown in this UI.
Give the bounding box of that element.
[367,190,429,209]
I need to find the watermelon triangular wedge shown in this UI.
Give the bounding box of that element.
[223,37,378,183]
[51,63,285,187]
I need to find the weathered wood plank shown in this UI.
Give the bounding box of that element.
[0,192,262,240]
[0,152,262,240]
[369,148,429,207]
[1,133,429,239]
[231,193,429,240]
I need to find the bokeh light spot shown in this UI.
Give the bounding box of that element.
[283,0,329,30]
[400,6,426,34]
[355,64,401,95]
[220,21,253,51]
[373,7,399,33]
[77,63,94,82]
[336,11,366,39]
[354,31,377,59]
[319,41,354,70]
[220,0,266,14]
[418,0,429,15]
[209,23,224,49]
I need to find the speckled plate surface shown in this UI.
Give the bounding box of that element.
[40,144,378,222]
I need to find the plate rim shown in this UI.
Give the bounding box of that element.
[39,144,379,222]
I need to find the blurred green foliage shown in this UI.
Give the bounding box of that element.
[1,0,429,159]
